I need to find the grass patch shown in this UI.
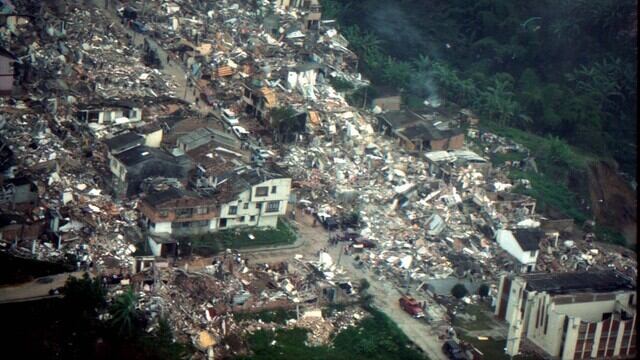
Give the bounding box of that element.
[509,169,589,223]
[481,123,596,171]
[490,151,527,167]
[188,218,297,255]
[594,225,627,247]
[237,307,427,360]
[329,76,355,92]
[234,308,298,325]
[0,252,75,285]
[452,304,494,331]
[460,335,537,360]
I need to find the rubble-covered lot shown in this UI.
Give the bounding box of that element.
[0,0,636,359]
[235,306,425,360]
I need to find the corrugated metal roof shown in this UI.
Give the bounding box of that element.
[308,111,320,125]
[217,66,234,77]
[259,87,277,107]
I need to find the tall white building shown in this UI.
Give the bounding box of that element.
[495,271,636,360]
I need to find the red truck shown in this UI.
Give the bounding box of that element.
[399,296,424,318]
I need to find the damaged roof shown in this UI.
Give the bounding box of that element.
[144,187,185,206]
[513,229,544,251]
[104,132,145,153]
[522,270,635,294]
[115,146,182,167]
[77,99,140,110]
[377,110,423,129]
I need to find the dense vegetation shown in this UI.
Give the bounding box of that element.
[0,274,190,359]
[322,0,637,177]
[0,251,75,285]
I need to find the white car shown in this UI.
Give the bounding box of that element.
[251,148,274,163]
[232,126,250,140]
[221,109,239,126]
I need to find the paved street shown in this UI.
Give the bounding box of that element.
[0,271,90,304]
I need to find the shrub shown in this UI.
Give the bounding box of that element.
[451,284,468,299]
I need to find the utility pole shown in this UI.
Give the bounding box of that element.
[141,0,148,19]
[361,86,368,109]
[183,74,189,100]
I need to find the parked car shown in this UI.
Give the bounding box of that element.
[48,287,65,296]
[117,6,138,20]
[221,108,239,126]
[353,239,376,249]
[131,20,148,33]
[315,212,339,231]
[251,147,274,164]
[442,340,468,360]
[399,296,424,318]
[232,126,250,140]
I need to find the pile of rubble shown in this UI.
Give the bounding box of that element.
[0,1,636,359]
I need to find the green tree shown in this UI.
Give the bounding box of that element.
[156,316,174,345]
[451,283,468,299]
[63,273,106,317]
[320,0,352,21]
[566,57,634,117]
[381,57,411,88]
[479,77,518,125]
[356,337,378,355]
[430,62,460,100]
[412,54,432,73]
[109,287,140,337]
[270,106,300,143]
[359,278,370,292]
[343,25,382,58]
[544,136,573,170]
[478,284,490,298]
[458,78,478,104]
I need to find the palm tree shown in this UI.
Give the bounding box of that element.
[566,58,628,113]
[480,78,518,125]
[343,25,382,59]
[110,288,140,337]
[63,273,106,317]
[550,18,582,44]
[457,78,478,105]
[412,54,432,73]
[430,62,459,100]
[321,0,352,21]
[359,32,382,55]
[381,57,411,88]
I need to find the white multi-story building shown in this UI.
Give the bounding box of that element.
[139,167,291,235]
[495,271,636,360]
